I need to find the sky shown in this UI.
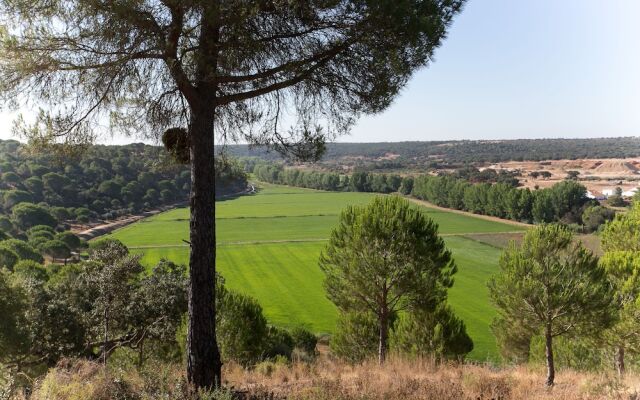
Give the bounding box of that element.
[0,0,638,144]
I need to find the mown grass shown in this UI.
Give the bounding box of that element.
[108,182,526,361]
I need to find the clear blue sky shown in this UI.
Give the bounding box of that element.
[0,0,638,144]
[346,0,640,142]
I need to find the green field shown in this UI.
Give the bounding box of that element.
[107,183,526,361]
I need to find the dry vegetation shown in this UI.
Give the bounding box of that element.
[486,158,640,195]
[13,357,640,400]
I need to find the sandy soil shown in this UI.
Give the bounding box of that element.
[484,158,640,196]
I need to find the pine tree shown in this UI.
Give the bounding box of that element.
[320,196,456,364]
[0,0,465,388]
[488,224,613,386]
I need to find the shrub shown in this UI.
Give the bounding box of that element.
[290,327,318,359]
[262,326,294,361]
[330,311,379,363]
[392,304,473,361]
[13,260,48,282]
[216,282,268,367]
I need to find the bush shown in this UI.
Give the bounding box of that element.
[216,281,268,367]
[608,195,626,207]
[262,326,294,361]
[392,304,473,361]
[290,327,318,360]
[330,311,379,363]
[13,260,48,281]
[582,205,616,233]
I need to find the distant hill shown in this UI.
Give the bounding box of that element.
[222,137,640,167]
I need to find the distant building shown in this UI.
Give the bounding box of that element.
[588,190,607,200]
[622,187,639,197]
[602,189,615,197]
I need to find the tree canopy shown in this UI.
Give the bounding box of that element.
[488,224,614,386]
[600,203,640,376]
[0,0,466,388]
[320,195,457,363]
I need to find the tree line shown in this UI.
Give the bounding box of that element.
[251,161,613,231]
[228,137,640,168]
[411,175,589,225]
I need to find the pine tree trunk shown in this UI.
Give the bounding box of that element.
[545,324,554,387]
[615,346,625,377]
[186,106,222,389]
[378,310,388,365]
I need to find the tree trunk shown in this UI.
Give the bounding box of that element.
[103,306,108,366]
[186,106,222,389]
[544,324,554,387]
[137,338,145,368]
[615,346,625,377]
[378,310,389,365]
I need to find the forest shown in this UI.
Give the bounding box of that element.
[0,140,247,228]
[227,137,640,169]
[0,140,248,316]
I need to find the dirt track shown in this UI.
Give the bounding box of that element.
[404,196,533,228]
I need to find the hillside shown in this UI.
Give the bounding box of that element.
[223,137,640,166]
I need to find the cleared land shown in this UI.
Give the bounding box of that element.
[107,183,527,361]
[485,158,640,196]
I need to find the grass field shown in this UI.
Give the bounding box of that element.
[107,183,527,361]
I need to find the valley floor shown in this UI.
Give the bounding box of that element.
[105,182,530,361]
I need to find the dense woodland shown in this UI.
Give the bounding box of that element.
[228,137,640,170]
[0,140,247,228]
[0,140,248,308]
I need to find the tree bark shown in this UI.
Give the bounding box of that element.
[615,346,625,377]
[103,306,108,366]
[544,324,554,387]
[378,309,389,365]
[186,105,222,389]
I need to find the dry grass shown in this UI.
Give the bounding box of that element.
[223,357,640,400]
[12,357,640,400]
